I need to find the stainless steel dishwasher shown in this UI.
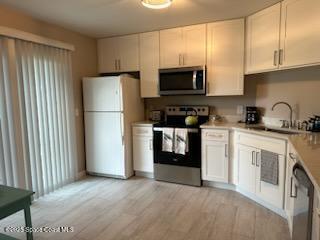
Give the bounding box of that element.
[291,163,314,240]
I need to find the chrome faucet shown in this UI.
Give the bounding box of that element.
[271,101,294,128]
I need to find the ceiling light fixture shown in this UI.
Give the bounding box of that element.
[141,0,173,9]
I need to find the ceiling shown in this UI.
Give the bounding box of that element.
[0,0,281,38]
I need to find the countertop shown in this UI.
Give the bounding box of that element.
[200,121,291,140]
[132,121,158,127]
[201,121,320,191]
[289,133,320,190]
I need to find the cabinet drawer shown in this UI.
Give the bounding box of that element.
[236,131,286,155]
[132,126,153,137]
[202,129,229,142]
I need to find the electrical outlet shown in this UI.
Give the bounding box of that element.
[237,105,244,115]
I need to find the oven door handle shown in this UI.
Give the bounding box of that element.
[153,127,199,133]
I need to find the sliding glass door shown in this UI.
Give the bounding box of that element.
[0,37,77,198]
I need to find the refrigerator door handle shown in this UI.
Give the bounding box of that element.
[120,114,124,146]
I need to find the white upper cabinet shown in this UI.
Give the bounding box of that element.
[139,31,160,98]
[160,28,183,68]
[98,34,139,73]
[245,3,281,74]
[118,34,139,72]
[280,0,320,69]
[246,0,320,74]
[98,37,118,73]
[207,19,244,96]
[183,25,207,67]
[160,24,206,69]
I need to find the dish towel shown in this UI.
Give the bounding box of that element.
[174,128,189,155]
[260,150,279,185]
[162,128,174,152]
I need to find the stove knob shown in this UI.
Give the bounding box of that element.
[168,108,172,111]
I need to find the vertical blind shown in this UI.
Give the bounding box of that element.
[0,38,20,187]
[0,37,77,198]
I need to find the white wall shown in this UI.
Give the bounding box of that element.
[254,66,320,120]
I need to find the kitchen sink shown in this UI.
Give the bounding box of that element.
[245,125,305,135]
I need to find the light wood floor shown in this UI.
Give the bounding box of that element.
[0,176,290,240]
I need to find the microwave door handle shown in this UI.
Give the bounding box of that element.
[193,71,197,90]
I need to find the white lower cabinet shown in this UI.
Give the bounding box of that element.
[285,143,297,235]
[132,126,154,174]
[201,129,229,183]
[237,144,257,195]
[236,132,286,210]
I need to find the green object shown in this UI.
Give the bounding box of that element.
[0,185,34,240]
[185,115,198,126]
[0,233,20,240]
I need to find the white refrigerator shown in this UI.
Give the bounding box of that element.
[83,75,144,179]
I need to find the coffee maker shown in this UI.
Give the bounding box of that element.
[246,106,260,124]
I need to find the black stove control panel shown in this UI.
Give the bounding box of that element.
[166,106,209,116]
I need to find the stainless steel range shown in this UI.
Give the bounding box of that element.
[153,106,209,187]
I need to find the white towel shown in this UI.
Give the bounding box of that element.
[162,128,174,152]
[174,128,189,155]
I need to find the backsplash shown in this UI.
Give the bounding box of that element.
[145,79,257,119]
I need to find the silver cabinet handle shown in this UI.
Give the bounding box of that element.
[252,151,255,166]
[115,59,118,70]
[225,144,228,158]
[273,50,278,66]
[183,54,185,66]
[290,177,297,198]
[149,139,153,150]
[256,152,259,167]
[279,49,284,65]
[179,54,182,66]
[118,59,121,70]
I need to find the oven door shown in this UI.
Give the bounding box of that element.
[153,127,201,168]
[159,66,206,95]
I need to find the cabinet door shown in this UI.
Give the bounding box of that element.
[255,151,285,209]
[160,28,183,68]
[98,37,118,73]
[183,24,206,67]
[139,31,160,98]
[202,140,228,183]
[237,144,256,195]
[280,0,320,69]
[133,135,154,173]
[207,19,244,96]
[118,34,139,72]
[245,3,281,73]
[286,148,297,236]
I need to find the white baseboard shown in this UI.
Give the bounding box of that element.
[203,180,236,191]
[134,171,154,179]
[76,171,87,180]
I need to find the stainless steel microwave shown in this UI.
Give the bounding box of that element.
[159,66,206,96]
